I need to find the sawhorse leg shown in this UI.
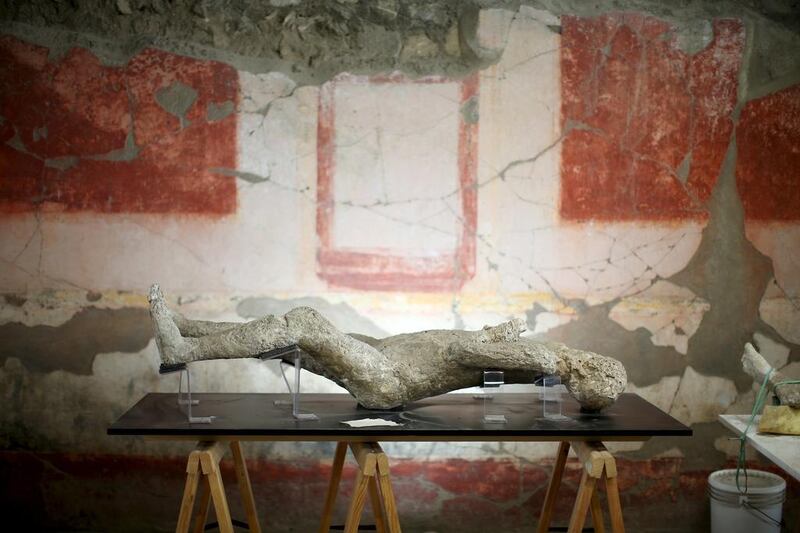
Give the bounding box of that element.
[537,441,570,533]
[319,442,348,533]
[231,441,261,533]
[176,448,203,533]
[192,476,211,533]
[537,441,625,533]
[319,441,401,533]
[175,441,262,533]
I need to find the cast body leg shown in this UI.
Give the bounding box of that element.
[149,285,404,407]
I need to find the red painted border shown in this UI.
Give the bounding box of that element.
[316,73,479,292]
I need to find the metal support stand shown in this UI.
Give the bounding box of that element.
[267,346,318,421]
[178,367,214,424]
[156,334,213,424]
[160,344,318,423]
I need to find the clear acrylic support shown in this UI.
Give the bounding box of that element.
[177,367,214,424]
[481,370,507,424]
[540,374,569,421]
[270,348,318,421]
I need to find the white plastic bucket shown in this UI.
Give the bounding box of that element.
[708,469,786,533]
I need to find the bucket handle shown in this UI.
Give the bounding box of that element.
[740,499,784,529]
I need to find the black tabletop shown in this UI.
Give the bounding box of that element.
[107,392,691,441]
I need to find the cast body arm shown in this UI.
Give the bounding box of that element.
[448,337,626,411]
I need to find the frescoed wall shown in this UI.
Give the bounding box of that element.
[1,1,799,531]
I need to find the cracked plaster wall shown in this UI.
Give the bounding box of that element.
[1,1,800,531]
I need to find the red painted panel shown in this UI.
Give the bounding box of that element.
[737,84,800,220]
[560,16,744,221]
[0,36,238,215]
[393,458,521,503]
[316,72,478,292]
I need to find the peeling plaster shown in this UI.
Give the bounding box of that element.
[0,307,151,374]
[625,375,682,414]
[670,138,774,385]
[237,296,388,338]
[527,305,577,335]
[758,279,800,345]
[0,291,146,327]
[625,420,727,469]
[675,19,713,54]
[154,80,197,129]
[0,343,344,455]
[206,100,235,122]
[670,366,737,426]
[609,281,710,355]
[473,8,516,60]
[782,361,800,381]
[545,304,686,387]
[753,331,790,368]
[607,375,683,454]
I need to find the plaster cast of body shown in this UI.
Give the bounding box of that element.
[149,284,627,411]
[742,342,800,408]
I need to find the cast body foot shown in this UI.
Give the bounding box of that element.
[148,284,198,366]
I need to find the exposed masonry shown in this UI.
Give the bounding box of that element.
[1,0,799,86]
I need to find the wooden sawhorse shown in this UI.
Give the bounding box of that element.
[319,442,401,533]
[538,441,625,533]
[176,441,262,533]
[319,440,623,533]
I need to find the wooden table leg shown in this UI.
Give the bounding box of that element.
[566,441,615,533]
[191,475,211,533]
[197,442,234,533]
[320,442,401,533]
[176,450,202,533]
[537,441,570,533]
[345,442,380,533]
[375,449,401,533]
[605,472,625,533]
[567,470,597,533]
[325,442,401,533]
[343,469,371,533]
[597,446,624,533]
[590,484,606,533]
[319,442,348,533]
[174,441,263,533]
[230,441,262,533]
[368,476,388,533]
